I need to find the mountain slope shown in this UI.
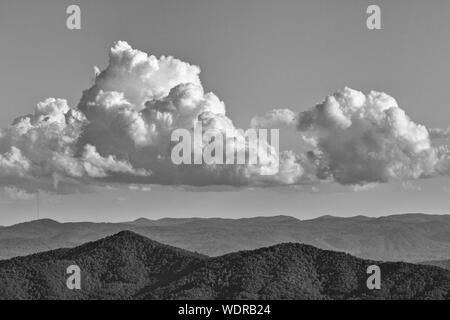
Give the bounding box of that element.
[0,232,449,300]
[1,214,450,262]
[148,244,450,300]
[0,231,205,299]
[420,260,450,271]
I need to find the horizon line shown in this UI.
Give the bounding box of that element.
[1,212,449,228]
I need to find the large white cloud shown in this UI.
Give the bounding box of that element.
[0,96,149,192]
[0,41,301,192]
[75,42,298,186]
[1,42,450,193]
[297,87,438,185]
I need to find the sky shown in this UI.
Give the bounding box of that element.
[1,0,450,225]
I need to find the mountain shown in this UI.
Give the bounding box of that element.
[421,260,450,271]
[0,231,448,300]
[1,214,450,262]
[0,231,205,299]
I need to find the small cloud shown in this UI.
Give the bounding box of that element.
[401,181,422,192]
[429,127,450,139]
[128,184,152,192]
[351,183,379,192]
[2,187,34,201]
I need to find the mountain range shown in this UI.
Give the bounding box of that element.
[0,231,448,300]
[1,214,450,263]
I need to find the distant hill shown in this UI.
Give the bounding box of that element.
[420,260,450,271]
[0,231,448,300]
[1,214,450,262]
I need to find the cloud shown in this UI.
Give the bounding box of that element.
[0,96,149,192]
[298,87,438,185]
[429,127,450,140]
[434,144,450,176]
[401,181,422,192]
[0,147,30,180]
[0,41,302,192]
[351,183,379,192]
[128,184,152,192]
[75,41,301,186]
[2,187,34,201]
[1,42,450,193]
[250,109,298,129]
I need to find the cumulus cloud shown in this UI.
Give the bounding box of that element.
[75,41,301,186]
[0,95,149,192]
[1,42,450,193]
[434,144,450,176]
[0,41,302,192]
[298,87,438,185]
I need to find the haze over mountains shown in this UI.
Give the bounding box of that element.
[0,214,449,263]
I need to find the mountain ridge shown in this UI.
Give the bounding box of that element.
[0,231,449,300]
[421,259,450,271]
[1,213,450,262]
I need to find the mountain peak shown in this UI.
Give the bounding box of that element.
[72,230,207,259]
[110,230,143,239]
[29,218,59,225]
[132,217,152,223]
[10,218,61,229]
[93,230,159,247]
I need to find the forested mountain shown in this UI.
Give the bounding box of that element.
[421,260,450,271]
[0,231,449,300]
[0,231,205,299]
[1,214,450,262]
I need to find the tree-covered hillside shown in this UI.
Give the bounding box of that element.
[0,231,449,300]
